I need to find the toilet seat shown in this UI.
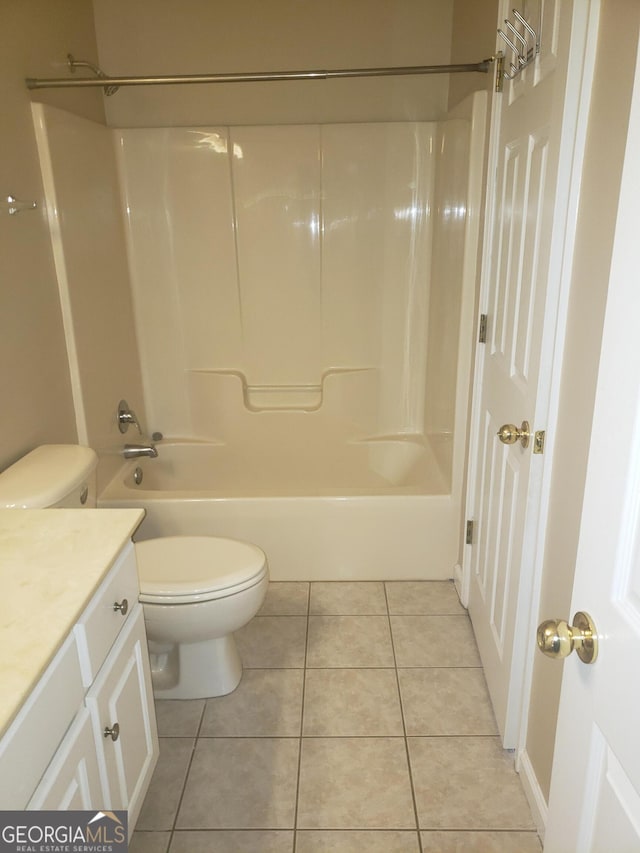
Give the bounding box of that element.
[136,536,268,605]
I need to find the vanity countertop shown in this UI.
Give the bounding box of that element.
[0,508,145,737]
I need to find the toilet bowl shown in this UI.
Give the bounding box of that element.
[0,444,269,700]
[136,536,269,698]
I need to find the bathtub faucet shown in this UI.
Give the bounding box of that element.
[117,399,142,434]
[123,443,158,459]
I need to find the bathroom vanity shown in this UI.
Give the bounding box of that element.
[0,509,158,832]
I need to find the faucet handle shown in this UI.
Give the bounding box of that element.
[117,399,142,434]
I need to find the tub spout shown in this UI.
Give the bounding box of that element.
[123,443,158,459]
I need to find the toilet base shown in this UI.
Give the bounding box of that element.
[148,633,243,699]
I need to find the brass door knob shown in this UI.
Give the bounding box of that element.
[536,611,598,664]
[497,420,530,448]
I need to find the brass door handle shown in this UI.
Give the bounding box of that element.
[536,611,598,664]
[497,421,530,448]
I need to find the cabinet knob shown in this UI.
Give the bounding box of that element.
[103,722,120,742]
[113,598,128,616]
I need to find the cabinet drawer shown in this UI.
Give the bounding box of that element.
[0,632,84,809]
[74,542,139,686]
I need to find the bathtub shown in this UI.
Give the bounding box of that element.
[98,439,462,581]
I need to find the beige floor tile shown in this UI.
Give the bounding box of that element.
[297,737,416,829]
[259,582,309,615]
[296,830,421,851]
[302,669,403,736]
[421,830,542,852]
[306,616,394,668]
[235,616,307,668]
[398,668,497,735]
[154,699,204,737]
[385,581,465,615]
[390,615,481,667]
[136,738,194,831]
[176,738,299,829]
[409,737,536,830]
[200,669,303,736]
[310,582,387,614]
[170,830,294,852]
[129,832,170,853]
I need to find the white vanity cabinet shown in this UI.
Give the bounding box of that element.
[27,706,104,809]
[0,522,158,834]
[84,606,157,821]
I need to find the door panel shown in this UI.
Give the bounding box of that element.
[546,26,640,847]
[466,0,584,745]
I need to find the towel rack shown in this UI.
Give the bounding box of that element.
[497,7,540,84]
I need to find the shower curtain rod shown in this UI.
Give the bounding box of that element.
[26,57,494,95]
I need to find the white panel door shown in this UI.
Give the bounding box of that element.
[466,0,592,744]
[545,35,640,850]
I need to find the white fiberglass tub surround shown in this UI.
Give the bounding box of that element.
[33,91,486,580]
[102,92,485,581]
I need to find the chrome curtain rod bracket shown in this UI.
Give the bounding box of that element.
[4,194,37,216]
[26,57,494,94]
[67,53,119,96]
[497,7,540,82]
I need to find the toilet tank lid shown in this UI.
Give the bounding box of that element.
[0,445,98,508]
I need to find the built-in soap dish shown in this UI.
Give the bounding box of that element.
[244,384,322,411]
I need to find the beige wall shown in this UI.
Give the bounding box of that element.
[449,0,498,110]
[32,105,147,492]
[526,1,640,803]
[0,0,104,472]
[92,0,454,126]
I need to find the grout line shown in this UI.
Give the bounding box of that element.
[186,733,500,740]
[383,583,424,853]
[164,701,207,847]
[292,582,311,852]
[165,736,197,844]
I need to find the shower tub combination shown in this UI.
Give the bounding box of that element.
[33,87,486,581]
[98,91,486,581]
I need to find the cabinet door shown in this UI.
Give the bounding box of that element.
[87,605,158,830]
[28,706,104,810]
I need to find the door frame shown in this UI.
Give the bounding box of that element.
[460,0,601,755]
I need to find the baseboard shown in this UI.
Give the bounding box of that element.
[453,562,464,603]
[517,747,548,843]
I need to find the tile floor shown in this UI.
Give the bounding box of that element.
[131,581,541,853]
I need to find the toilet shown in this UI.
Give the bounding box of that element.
[0,444,269,699]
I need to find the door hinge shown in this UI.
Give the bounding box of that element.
[478,313,488,343]
[495,52,505,93]
[533,430,546,454]
[465,520,474,545]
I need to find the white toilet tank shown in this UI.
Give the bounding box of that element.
[0,445,98,508]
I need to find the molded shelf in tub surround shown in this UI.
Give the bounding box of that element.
[0,507,145,736]
[191,367,377,413]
